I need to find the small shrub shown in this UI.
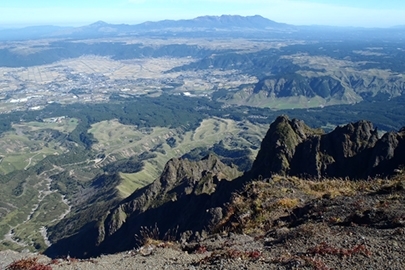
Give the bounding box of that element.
[195,245,207,254]
[276,198,299,209]
[307,242,371,257]
[135,223,179,249]
[295,222,330,238]
[6,257,52,270]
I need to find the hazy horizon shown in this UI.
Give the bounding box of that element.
[1,0,405,29]
[1,14,404,30]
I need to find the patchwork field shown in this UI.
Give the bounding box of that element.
[61,56,194,80]
[0,56,193,89]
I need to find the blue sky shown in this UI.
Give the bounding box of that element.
[1,0,405,28]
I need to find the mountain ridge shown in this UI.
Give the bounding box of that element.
[45,154,242,257]
[0,15,292,40]
[137,14,290,30]
[44,116,405,258]
[2,14,402,41]
[249,115,405,179]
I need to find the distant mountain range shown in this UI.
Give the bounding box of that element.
[0,15,293,40]
[3,15,404,41]
[136,15,289,30]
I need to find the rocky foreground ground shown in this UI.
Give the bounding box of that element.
[1,225,404,270]
[2,174,405,270]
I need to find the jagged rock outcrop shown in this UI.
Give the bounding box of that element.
[101,154,240,239]
[368,127,405,176]
[249,115,324,178]
[250,115,405,179]
[45,154,241,258]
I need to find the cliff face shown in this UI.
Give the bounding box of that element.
[249,115,324,178]
[250,115,405,179]
[252,75,349,100]
[100,154,241,243]
[369,127,405,175]
[231,73,405,107]
[46,154,241,258]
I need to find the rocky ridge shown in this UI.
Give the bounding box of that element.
[250,115,405,179]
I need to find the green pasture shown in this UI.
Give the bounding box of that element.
[90,118,268,198]
[0,118,78,174]
[14,117,78,133]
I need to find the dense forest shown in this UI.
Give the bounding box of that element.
[1,94,404,150]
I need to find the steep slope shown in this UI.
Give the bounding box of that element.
[45,154,241,258]
[221,73,405,108]
[250,115,405,179]
[248,115,324,178]
[250,75,362,104]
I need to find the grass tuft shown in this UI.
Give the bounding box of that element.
[135,223,179,249]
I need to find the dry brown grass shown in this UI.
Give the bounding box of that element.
[276,198,299,209]
[135,224,179,250]
[6,257,52,270]
[272,175,393,198]
[214,172,405,236]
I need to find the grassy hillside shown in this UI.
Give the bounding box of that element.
[89,117,268,198]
